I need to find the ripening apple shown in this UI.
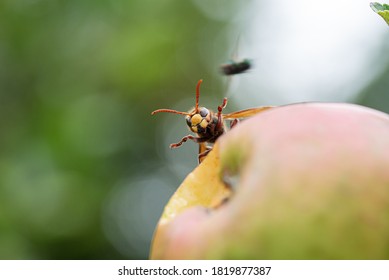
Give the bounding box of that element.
[150,103,389,259]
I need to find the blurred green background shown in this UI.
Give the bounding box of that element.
[0,0,388,259]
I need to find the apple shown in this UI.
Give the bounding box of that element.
[150,103,389,259]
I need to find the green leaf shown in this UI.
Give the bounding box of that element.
[370,2,389,25]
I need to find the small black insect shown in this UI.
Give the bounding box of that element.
[220,59,252,76]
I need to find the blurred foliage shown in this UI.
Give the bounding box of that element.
[0,0,239,259]
[356,63,389,113]
[370,2,389,25]
[0,0,388,260]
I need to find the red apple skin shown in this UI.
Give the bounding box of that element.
[151,103,389,259]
